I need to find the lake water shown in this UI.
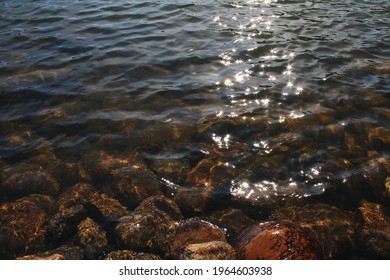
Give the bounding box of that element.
[0,0,390,259]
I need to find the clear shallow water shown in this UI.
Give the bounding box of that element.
[1,0,390,217]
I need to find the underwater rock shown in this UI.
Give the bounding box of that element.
[58,183,97,209]
[360,157,390,201]
[47,244,85,260]
[271,203,355,259]
[50,161,92,188]
[46,204,88,243]
[1,163,60,198]
[368,127,390,145]
[59,182,130,219]
[246,155,290,181]
[109,165,162,209]
[169,218,227,255]
[186,159,237,188]
[77,218,108,259]
[17,254,65,260]
[103,250,161,260]
[47,183,130,244]
[135,195,183,221]
[355,201,390,259]
[150,158,191,185]
[208,208,255,240]
[173,186,209,216]
[0,195,55,259]
[234,220,323,260]
[115,196,181,255]
[115,210,178,256]
[170,241,237,260]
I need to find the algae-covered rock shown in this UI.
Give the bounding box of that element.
[0,195,55,259]
[103,250,161,260]
[355,201,390,259]
[271,203,355,259]
[170,241,237,260]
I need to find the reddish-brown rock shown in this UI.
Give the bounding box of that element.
[234,221,323,260]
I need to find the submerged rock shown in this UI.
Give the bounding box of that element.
[355,201,390,259]
[103,250,161,260]
[208,208,255,240]
[150,158,191,185]
[135,195,183,221]
[168,218,227,258]
[46,204,88,243]
[115,195,181,256]
[115,211,177,256]
[170,241,237,260]
[173,186,210,216]
[1,163,60,198]
[77,218,108,259]
[109,165,162,209]
[47,182,129,244]
[0,195,55,259]
[17,253,65,260]
[234,220,323,260]
[271,203,355,259]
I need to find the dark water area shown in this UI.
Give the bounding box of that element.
[0,0,390,260]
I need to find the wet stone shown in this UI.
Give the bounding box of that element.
[174,186,209,216]
[135,195,183,221]
[46,204,88,243]
[271,203,355,259]
[50,161,92,188]
[58,182,130,219]
[169,218,227,255]
[1,163,60,198]
[17,253,65,260]
[115,210,178,256]
[150,158,191,185]
[109,166,162,209]
[0,195,53,259]
[208,208,255,240]
[103,250,161,260]
[170,241,237,260]
[47,244,85,260]
[77,218,108,259]
[234,221,323,260]
[355,201,390,259]
[246,155,290,181]
[368,127,390,145]
[360,157,390,201]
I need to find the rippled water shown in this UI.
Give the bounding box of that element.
[1,0,390,239]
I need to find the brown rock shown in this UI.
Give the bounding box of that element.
[109,166,162,209]
[77,218,108,259]
[17,254,65,260]
[115,210,178,255]
[208,208,255,239]
[1,163,60,198]
[169,218,227,254]
[103,250,161,260]
[355,201,390,259]
[48,244,85,260]
[171,241,237,260]
[271,203,355,259]
[46,204,88,243]
[186,159,237,189]
[174,186,209,216]
[234,221,323,260]
[0,195,53,259]
[135,195,183,221]
[368,127,390,145]
[59,183,130,219]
